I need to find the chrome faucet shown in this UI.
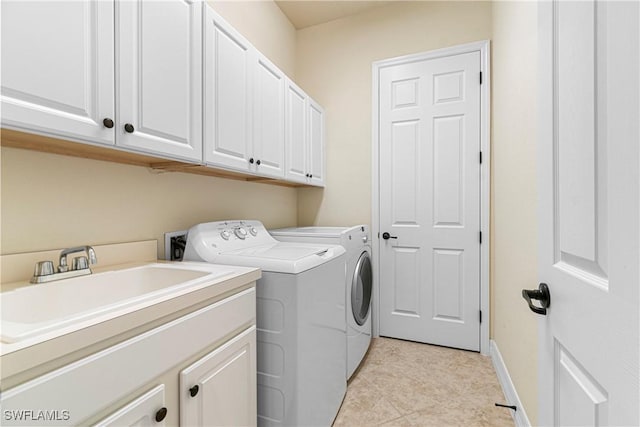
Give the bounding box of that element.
[58,246,98,272]
[31,245,98,284]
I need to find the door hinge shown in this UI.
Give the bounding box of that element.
[479,310,482,323]
[480,71,483,85]
[479,151,483,164]
[378,232,380,239]
[479,231,482,244]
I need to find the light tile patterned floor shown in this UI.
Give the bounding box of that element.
[333,338,515,427]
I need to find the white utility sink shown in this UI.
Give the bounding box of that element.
[0,263,234,343]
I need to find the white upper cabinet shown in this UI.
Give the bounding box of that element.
[252,55,285,178]
[117,0,202,162]
[307,99,325,186]
[1,0,202,163]
[203,9,286,179]
[284,79,325,187]
[285,80,308,182]
[1,0,115,146]
[204,7,254,170]
[2,1,324,186]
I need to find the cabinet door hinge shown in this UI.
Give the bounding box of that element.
[479,310,483,323]
[479,231,482,244]
[479,151,483,164]
[480,71,483,85]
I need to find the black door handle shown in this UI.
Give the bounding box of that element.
[382,232,397,240]
[522,283,550,315]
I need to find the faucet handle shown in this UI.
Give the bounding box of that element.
[72,256,89,271]
[87,247,98,265]
[34,261,55,277]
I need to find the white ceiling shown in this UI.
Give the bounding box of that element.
[275,1,393,29]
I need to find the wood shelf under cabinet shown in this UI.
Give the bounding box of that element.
[1,129,306,188]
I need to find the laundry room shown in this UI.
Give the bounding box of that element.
[1,1,638,427]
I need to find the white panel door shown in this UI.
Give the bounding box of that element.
[117,0,202,162]
[253,55,285,178]
[180,327,257,427]
[378,51,481,351]
[308,99,325,186]
[204,7,254,170]
[1,0,114,146]
[284,79,308,183]
[537,1,639,425]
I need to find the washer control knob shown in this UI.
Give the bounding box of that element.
[362,236,368,243]
[220,230,231,240]
[234,227,248,239]
[249,227,258,236]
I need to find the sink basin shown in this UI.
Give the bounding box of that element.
[0,263,234,343]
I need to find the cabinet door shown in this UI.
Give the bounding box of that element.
[1,0,115,146]
[180,327,256,427]
[204,7,254,171]
[284,80,308,183]
[253,55,285,178]
[95,385,166,427]
[117,0,202,162]
[307,99,325,187]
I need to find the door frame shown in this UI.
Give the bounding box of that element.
[371,40,491,355]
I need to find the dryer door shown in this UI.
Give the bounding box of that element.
[351,251,372,325]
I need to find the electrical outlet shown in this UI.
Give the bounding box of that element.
[164,230,187,261]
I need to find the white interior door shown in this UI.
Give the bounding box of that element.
[378,50,482,351]
[118,0,202,162]
[537,1,639,425]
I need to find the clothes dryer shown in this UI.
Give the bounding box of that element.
[269,225,372,379]
[183,220,346,427]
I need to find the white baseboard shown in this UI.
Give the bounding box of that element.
[490,340,532,427]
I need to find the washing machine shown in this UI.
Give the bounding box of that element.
[269,225,372,380]
[183,220,347,427]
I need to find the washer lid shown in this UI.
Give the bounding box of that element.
[216,243,346,274]
[270,226,368,238]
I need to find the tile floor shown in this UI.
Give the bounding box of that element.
[333,338,515,427]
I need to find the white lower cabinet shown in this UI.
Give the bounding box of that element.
[95,385,167,427]
[0,288,256,426]
[180,328,257,427]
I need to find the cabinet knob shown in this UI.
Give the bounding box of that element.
[256,159,261,165]
[249,158,254,164]
[124,123,135,133]
[309,174,313,178]
[102,118,114,129]
[155,407,167,422]
[189,384,199,397]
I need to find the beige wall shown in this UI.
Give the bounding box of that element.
[491,0,538,423]
[295,1,492,226]
[0,1,298,258]
[208,0,297,78]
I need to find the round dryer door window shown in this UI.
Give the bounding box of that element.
[351,251,372,326]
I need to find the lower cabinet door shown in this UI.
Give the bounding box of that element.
[180,327,256,427]
[94,385,166,427]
